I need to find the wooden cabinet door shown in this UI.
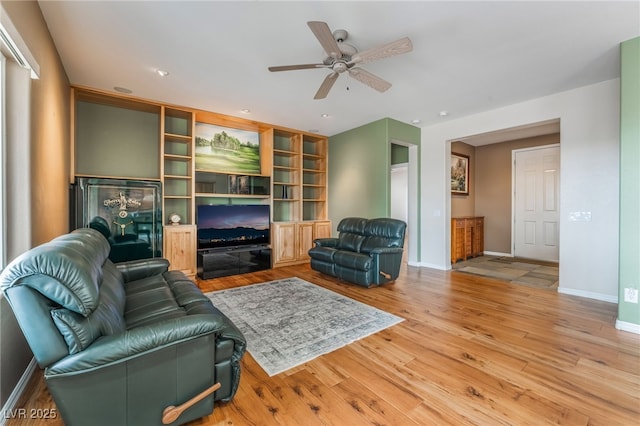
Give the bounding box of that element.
[451,218,465,263]
[272,223,297,265]
[314,221,332,239]
[164,225,196,277]
[473,217,484,256]
[297,222,314,260]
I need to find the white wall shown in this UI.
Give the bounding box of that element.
[420,79,620,302]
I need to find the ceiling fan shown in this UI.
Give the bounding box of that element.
[268,21,413,100]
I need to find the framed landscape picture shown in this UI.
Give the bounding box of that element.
[451,153,469,195]
[195,123,260,174]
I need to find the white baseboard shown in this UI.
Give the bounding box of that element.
[483,251,512,257]
[615,319,640,334]
[0,358,37,426]
[557,286,618,304]
[411,261,448,270]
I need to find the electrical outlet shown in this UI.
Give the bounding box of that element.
[624,288,639,304]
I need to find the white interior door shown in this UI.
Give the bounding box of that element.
[513,145,560,261]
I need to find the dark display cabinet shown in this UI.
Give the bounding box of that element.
[72,178,163,262]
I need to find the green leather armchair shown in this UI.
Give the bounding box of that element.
[0,228,246,426]
[308,217,407,287]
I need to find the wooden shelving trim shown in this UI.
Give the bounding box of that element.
[273,198,301,202]
[164,195,192,200]
[164,132,192,142]
[273,149,299,157]
[194,169,268,178]
[303,153,323,160]
[194,193,269,199]
[164,154,191,161]
[273,165,298,172]
[164,174,192,180]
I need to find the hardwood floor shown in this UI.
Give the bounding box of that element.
[8,264,640,425]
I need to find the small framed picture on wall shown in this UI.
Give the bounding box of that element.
[451,153,469,195]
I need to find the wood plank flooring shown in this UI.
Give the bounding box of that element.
[7,263,640,425]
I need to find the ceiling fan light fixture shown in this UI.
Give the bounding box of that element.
[269,21,412,100]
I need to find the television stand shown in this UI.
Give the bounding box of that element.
[197,245,271,280]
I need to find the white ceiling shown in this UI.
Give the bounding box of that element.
[38,1,639,138]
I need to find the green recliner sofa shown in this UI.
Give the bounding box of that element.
[308,217,407,287]
[0,228,246,426]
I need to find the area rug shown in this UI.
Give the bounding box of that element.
[205,277,404,376]
[452,255,559,289]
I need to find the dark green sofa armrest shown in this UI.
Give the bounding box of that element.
[46,315,223,376]
[313,238,338,248]
[115,258,170,282]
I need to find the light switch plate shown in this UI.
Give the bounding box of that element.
[569,211,592,222]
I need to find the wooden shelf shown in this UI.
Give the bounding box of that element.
[164,153,191,161]
[195,193,269,199]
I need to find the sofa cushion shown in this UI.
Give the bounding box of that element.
[165,271,211,306]
[337,233,365,252]
[0,228,110,317]
[308,246,337,263]
[125,278,185,328]
[51,309,102,354]
[336,217,368,252]
[334,251,372,271]
[360,218,406,253]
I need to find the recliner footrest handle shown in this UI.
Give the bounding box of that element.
[162,382,221,424]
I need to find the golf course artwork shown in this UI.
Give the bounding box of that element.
[195,123,260,174]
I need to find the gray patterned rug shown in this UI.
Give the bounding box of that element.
[206,277,404,376]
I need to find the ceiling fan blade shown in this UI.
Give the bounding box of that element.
[314,72,339,99]
[268,63,327,72]
[349,37,413,65]
[347,67,392,93]
[307,21,342,60]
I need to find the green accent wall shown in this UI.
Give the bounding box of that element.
[619,37,640,326]
[75,101,160,179]
[328,118,419,234]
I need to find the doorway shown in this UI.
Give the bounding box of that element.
[391,141,418,265]
[449,119,561,267]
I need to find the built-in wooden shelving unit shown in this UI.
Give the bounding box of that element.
[71,86,330,271]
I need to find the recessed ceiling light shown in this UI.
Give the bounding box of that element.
[114,86,132,94]
[309,129,319,133]
[240,108,251,114]
[439,110,449,117]
[156,69,169,77]
[321,113,329,118]
[411,119,421,124]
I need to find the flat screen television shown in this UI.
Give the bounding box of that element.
[197,204,270,250]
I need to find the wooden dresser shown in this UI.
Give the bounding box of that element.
[451,217,484,263]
